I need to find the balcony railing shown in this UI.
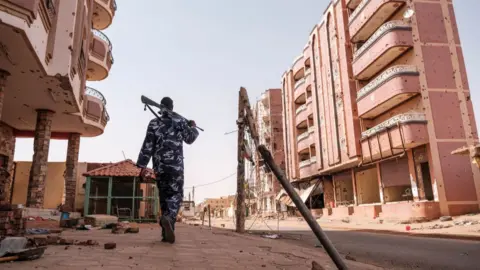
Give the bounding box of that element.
[294,78,305,89]
[308,126,315,133]
[305,68,312,78]
[86,87,107,105]
[103,109,110,122]
[296,104,307,114]
[357,65,418,100]
[353,20,411,60]
[92,29,112,50]
[310,156,317,163]
[299,160,311,168]
[361,112,426,138]
[306,97,312,104]
[297,131,309,142]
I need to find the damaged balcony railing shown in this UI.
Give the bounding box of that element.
[86,87,107,106]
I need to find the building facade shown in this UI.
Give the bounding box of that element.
[282,0,479,221]
[252,89,285,215]
[0,0,116,211]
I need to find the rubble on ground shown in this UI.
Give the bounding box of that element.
[111,221,140,234]
[454,219,479,226]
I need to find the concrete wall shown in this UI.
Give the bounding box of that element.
[11,161,89,210]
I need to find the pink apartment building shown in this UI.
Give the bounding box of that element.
[281,0,480,221]
[0,0,116,212]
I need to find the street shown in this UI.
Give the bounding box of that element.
[200,218,480,269]
[263,229,480,270]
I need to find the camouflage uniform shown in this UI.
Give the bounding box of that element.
[136,110,199,239]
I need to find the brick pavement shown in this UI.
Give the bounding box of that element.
[2,224,379,269]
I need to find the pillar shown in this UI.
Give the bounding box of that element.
[0,69,10,119]
[0,69,13,209]
[26,110,54,208]
[64,133,80,212]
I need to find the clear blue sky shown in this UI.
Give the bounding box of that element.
[13,1,480,203]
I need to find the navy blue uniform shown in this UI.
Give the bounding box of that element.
[136,111,199,239]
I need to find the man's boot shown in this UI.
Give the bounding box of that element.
[160,216,175,244]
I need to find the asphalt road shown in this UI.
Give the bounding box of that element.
[252,228,480,270]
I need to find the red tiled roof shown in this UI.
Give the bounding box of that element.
[83,159,155,179]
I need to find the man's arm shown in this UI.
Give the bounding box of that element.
[182,119,199,145]
[136,119,156,168]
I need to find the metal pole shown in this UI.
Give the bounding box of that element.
[208,204,211,228]
[257,145,348,270]
[236,90,246,233]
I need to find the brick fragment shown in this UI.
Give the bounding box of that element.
[104,242,116,249]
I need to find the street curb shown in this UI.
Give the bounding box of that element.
[318,225,480,242]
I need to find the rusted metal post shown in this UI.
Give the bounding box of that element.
[258,145,348,270]
[236,89,246,233]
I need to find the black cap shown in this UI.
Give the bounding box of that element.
[160,97,173,111]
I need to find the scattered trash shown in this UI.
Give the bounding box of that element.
[454,220,479,226]
[104,242,116,250]
[26,228,50,235]
[341,217,350,224]
[261,234,280,239]
[440,216,453,222]
[76,224,92,230]
[0,237,46,262]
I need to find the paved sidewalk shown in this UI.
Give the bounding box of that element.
[2,224,379,270]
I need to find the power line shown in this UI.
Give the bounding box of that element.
[184,172,236,189]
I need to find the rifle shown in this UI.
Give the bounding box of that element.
[141,95,204,131]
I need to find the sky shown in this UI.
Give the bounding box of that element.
[12,0,480,203]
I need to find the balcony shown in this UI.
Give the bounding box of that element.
[92,0,117,30]
[299,158,316,179]
[305,70,312,90]
[292,55,305,80]
[87,29,114,81]
[294,78,306,102]
[353,21,412,80]
[304,44,311,67]
[297,131,314,154]
[347,0,363,10]
[296,104,308,124]
[361,113,428,162]
[349,0,406,43]
[80,87,109,136]
[357,65,420,118]
[306,99,314,116]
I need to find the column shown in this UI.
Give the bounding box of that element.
[0,69,10,119]
[27,110,54,208]
[64,133,80,212]
[0,69,13,209]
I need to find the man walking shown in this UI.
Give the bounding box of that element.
[136,97,199,243]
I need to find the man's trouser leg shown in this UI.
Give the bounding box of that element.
[157,179,168,240]
[158,169,184,233]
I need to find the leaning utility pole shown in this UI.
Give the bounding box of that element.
[236,87,261,233]
[236,89,246,233]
